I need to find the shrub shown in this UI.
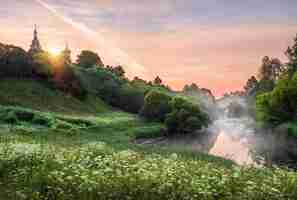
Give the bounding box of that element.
[76,50,104,68]
[32,52,54,78]
[14,110,34,122]
[287,123,297,137]
[256,72,297,125]
[114,84,145,113]
[55,120,74,130]
[140,90,172,121]
[165,97,209,134]
[0,43,33,78]
[76,67,124,105]
[52,65,87,99]
[3,111,18,124]
[32,114,54,127]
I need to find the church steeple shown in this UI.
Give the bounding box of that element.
[62,42,72,64]
[28,25,43,55]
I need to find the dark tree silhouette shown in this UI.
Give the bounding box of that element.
[153,76,162,85]
[76,50,104,68]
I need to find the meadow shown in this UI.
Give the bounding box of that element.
[0,104,297,200]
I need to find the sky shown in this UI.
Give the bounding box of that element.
[1,0,297,96]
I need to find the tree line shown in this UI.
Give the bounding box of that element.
[0,42,210,135]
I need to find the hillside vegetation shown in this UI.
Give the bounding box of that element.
[0,79,110,115]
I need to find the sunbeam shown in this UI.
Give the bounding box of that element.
[34,0,147,75]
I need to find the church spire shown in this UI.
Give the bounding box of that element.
[63,42,72,64]
[28,25,43,55]
[34,24,38,39]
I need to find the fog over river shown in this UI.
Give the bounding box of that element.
[137,96,297,168]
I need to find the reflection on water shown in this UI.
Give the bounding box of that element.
[208,118,257,165]
[209,131,254,165]
[136,117,259,165]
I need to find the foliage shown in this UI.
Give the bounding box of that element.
[256,79,275,95]
[244,76,258,95]
[285,34,297,76]
[153,76,162,85]
[0,105,97,130]
[258,56,282,81]
[0,79,109,114]
[76,67,150,113]
[140,90,172,121]
[32,52,54,78]
[106,65,126,78]
[0,43,33,78]
[76,50,104,68]
[256,72,297,125]
[115,84,145,113]
[287,122,297,138]
[52,64,87,99]
[1,138,297,200]
[165,97,209,134]
[183,83,199,93]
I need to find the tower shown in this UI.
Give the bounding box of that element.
[62,42,72,64]
[28,25,43,55]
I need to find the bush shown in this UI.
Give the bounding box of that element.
[32,52,54,78]
[32,114,54,127]
[165,97,209,134]
[76,67,124,105]
[256,72,297,125]
[287,123,297,138]
[0,43,33,78]
[14,110,34,122]
[52,65,87,99]
[140,90,172,121]
[3,111,18,124]
[114,84,145,113]
[76,50,104,68]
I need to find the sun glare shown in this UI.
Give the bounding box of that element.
[49,47,62,56]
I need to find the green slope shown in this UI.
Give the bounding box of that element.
[0,78,110,115]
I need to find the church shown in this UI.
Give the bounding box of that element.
[28,25,72,64]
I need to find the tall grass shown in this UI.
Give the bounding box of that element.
[0,140,297,200]
[0,105,297,199]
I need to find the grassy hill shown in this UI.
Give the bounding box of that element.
[0,78,110,115]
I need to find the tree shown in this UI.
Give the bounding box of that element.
[153,76,162,85]
[285,34,297,76]
[112,65,125,78]
[115,84,145,113]
[257,56,283,82]
[165,97,209,134]
[140,90,172,121]
[76,50,104,68]
[32,52,54,78]
[244,76,258,95]
[258,56,273,81]
[271,58,282,80]
[0,43,32,78]
[183,83,199,93]
[256,71,297,125]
